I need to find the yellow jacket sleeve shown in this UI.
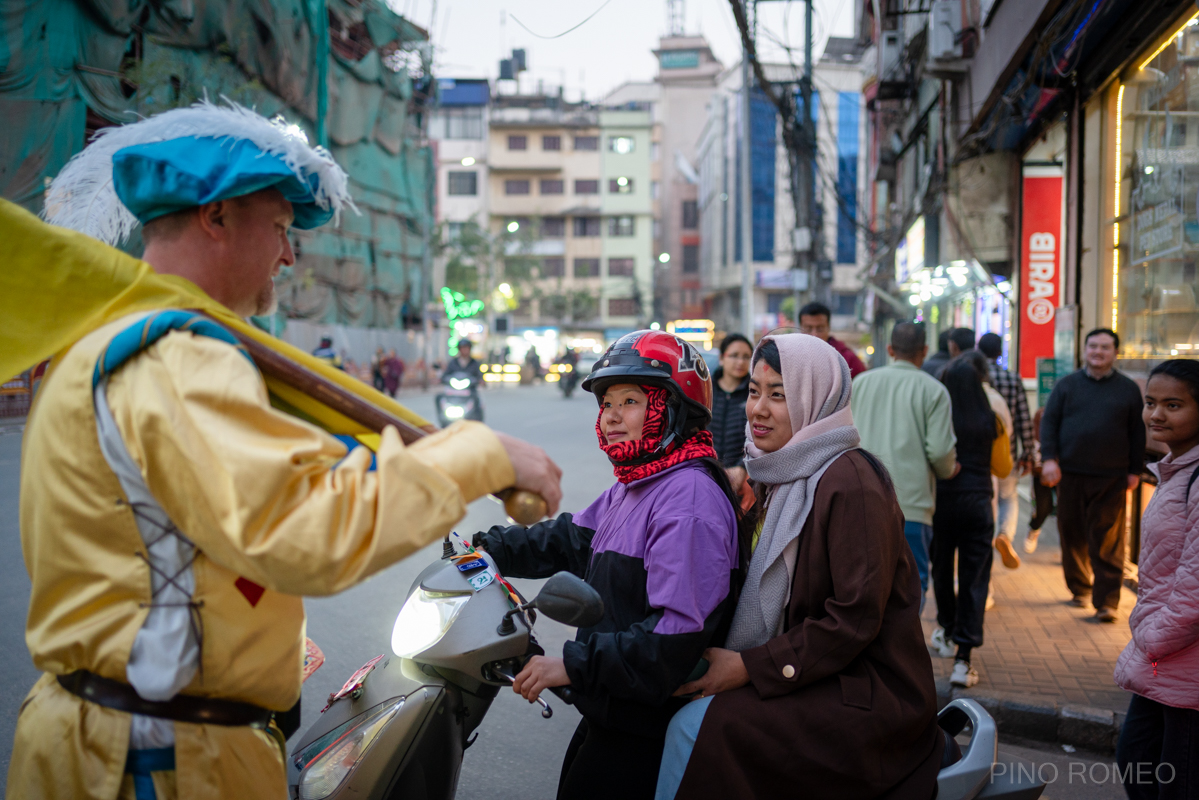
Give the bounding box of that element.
[105,331,515,596]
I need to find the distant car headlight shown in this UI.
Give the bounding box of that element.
[449,377,471,390]
[390,589,470,658]
[296,698,405,799]
[444,405,466,419]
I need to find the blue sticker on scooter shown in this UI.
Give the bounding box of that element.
[455,558,487,572]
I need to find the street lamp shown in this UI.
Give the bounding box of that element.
[658,253,670,263]
[461,156,476,166]
[507,221,520,233]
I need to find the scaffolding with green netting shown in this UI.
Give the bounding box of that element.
[0,0,434,330]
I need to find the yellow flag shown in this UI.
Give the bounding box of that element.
[0,198,429,435]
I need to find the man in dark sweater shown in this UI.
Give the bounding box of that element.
[1040,328,1145,622]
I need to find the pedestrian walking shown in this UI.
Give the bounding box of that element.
[922,329,952,378]
[797,301,868,377]
[371,346,385,392]
[1114,360,1199,799]
[931,358,1010,688]
[979,334,1035,567]
[1023,407,1055,553]
[710,333,753,501]
[851,321,958,610]
[383,348,404,397]
[947,327,976,358]
[1040,328,1145,622]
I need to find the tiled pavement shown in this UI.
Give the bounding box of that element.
[920,478,1136,717]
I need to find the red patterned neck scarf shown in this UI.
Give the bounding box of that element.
[596,385,718,484]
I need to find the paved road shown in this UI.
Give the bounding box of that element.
[0,382,612,798]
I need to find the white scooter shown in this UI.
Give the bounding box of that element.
[287,539,1044,800]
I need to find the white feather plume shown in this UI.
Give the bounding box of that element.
[43,99,355,245]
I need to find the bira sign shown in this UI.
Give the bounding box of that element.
[1019,167,1064,379]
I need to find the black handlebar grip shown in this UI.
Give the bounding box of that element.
[549,685,576,705]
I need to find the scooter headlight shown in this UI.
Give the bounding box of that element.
[296,698,405,799]
[390,589,470,658]
[444,405,466,419]
[449,377,471,390]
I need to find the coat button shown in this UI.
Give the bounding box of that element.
[782,665,796,678]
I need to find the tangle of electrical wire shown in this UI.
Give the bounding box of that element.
[509,0,613,40]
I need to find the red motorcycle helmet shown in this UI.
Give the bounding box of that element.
[581,330,713,449]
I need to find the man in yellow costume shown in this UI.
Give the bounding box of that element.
[4,102,562,800]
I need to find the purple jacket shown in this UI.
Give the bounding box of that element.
[478,460,739,734]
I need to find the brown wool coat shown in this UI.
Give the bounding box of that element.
[676,450,943,800]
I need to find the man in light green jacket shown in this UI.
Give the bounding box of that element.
[851,321,958,612]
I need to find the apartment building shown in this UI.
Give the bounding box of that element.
[488,95,654,337]
[606,35,724,322]
[697,41,869,341]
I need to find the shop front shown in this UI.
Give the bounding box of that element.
[901,259,1015,366]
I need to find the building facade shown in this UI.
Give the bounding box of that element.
[859,0,1199,380]
[696,43,869,344]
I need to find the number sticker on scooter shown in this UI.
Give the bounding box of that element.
[455,558,487,572]
[467,569,495,592]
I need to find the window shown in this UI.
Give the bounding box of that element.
[445,222,465,241]
[574,135,599,151]
[542,135,561,151]
[682,200,698,229]
[542,257,565,277]
[539,178,564,195]
[447,171,477,196]
[608,298,638,316]
[609,177,634,194]
[651,180,660,200]
[651,142,661,161]
[541,217,566,238]
[573,216,601,236]
[1114,27,1199,359]
[833,292,857,316]
[574,258,600,277]
[608,216,635,237]
[682,244,699,273]
[504,179,531,195]
[608,258,635,277]
[609,136,635,154]
[430,107,484,140]
[507,135,527,150]
[574,179,599,195]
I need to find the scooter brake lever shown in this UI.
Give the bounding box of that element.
[492,666,553,719]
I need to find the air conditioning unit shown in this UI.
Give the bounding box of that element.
[928,0,962,61]
[880,30,903,82]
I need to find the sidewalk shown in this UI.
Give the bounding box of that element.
[921,480,1136,752]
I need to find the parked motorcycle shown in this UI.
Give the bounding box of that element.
[434,368,482,428]
[288,540,1045,800]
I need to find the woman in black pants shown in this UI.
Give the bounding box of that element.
[932,358,1003,689]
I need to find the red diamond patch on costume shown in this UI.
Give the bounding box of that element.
[235,576,265,607]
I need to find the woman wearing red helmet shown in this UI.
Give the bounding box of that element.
[473,330,747,800]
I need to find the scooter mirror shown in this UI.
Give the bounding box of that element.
[532,572,605,628]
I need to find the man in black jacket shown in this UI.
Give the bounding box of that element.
[1040,328,1145,622]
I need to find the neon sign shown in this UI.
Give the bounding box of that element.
[440,287,484,320]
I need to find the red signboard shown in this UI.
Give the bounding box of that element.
[1018,168,1064,379]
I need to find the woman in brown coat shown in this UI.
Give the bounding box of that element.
[654,333,944,800]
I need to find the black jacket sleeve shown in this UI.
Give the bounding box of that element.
[473,513,595,579]
[1039,377,1065,463]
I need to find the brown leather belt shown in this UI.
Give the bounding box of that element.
[57,671,274,729]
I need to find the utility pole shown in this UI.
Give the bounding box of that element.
[792,0,815,325]
[738,0,754,337]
